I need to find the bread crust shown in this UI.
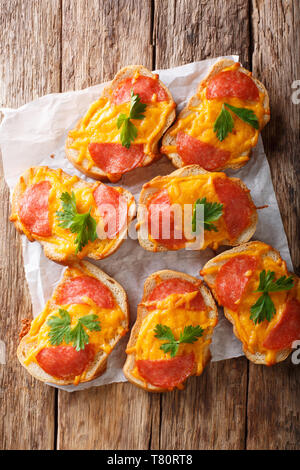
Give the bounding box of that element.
[161,59,270,171]
[123,269,218,392]
[201,241,297,365]
[136,164,258,253]
[66,65,176,182]
[10,166,136,265]
[17,260,130,385]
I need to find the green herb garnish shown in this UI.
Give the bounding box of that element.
[117,89,147,148]
[250,270,294,324]
[56,192,98,253]
[154,324,204,357]
[192,197,223,233]
[213,103,259,141]
[47,308,101,351]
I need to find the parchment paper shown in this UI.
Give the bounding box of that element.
[0,56,292,391]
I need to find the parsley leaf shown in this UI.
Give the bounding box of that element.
[213,103,259,141]
[153,324,174,342]
[47,310,101,351]
[56,192,98,253]
[179,325,205,343]
[224,103,259,130]
[192,197,223,233]
[47,308,72,346]
[213,104,234,141]
[154,324,204,358]
[129,90,147,120]
[117,116,138,148]
[250,270,294,324]
[116,89,147,148]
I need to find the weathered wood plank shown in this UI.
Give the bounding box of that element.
[57,0,156,450]
[61,0,153,90]
[0,0,61,449]
[154,0,251,69]
[157,359,248,450]
[153,0,250,450]
[247,362,300,450]
[247,0,300,450]
[58,383,160,450]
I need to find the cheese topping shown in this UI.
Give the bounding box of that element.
[10,167,131,258]
[203,242,300,364]
[23,265,127,383]
[162,64,268,165]
[128,291,217,382]
[68,75,175,169]
[143,172,253,250]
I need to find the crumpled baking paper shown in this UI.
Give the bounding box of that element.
[0,56,293,391]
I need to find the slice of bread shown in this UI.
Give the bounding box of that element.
[137,164,258,252]
[161,59,270,171]
[10,166,136,264]
[201,241,298,365]
[17,260,129,385]
[66,65,176,182]
[123,269,218,392]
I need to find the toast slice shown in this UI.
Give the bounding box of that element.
[66,65,176,182]
[17,260,129,385]
[201,241,300,365]
[123,269,218,392]
[137,164,258,252]
[10,166,136,264]
[161,59,270,171]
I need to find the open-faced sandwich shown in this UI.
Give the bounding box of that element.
[18,261,129,385]
[161,59,270,171]
[10,166,136,263]
[123,270,218,392]
[137,165,257,252]
[201,241,300,365]
[66,65,176,182]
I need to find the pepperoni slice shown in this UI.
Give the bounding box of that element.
[19,181,51,237]
[93,184,127,239]
[215,255,257,311]
[176,132,230,171]
[213,177,254,239]
[56,276,115,308]
[88,143,145,176]
[111,76,169,105]
[148,278,205,310]
[36,345,94,380]
[206,70,259,101]
[136,353,195,389]
[147,189,185,249]
[263,298,300,350]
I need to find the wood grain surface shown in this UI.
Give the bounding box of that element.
[0,0,61,450]
[0,0,299,450]
[247,0,300,450]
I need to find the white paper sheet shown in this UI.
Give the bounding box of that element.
[0,56,292,391]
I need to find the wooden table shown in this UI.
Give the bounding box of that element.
[0,0,299,450]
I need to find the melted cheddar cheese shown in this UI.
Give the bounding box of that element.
[68,73,175,169]
[202,242,300,365]
[10,167,131,259]
[23,265,128,384]
[142,172,254,250]
[162,63,268,166]
[127,291,217,383]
